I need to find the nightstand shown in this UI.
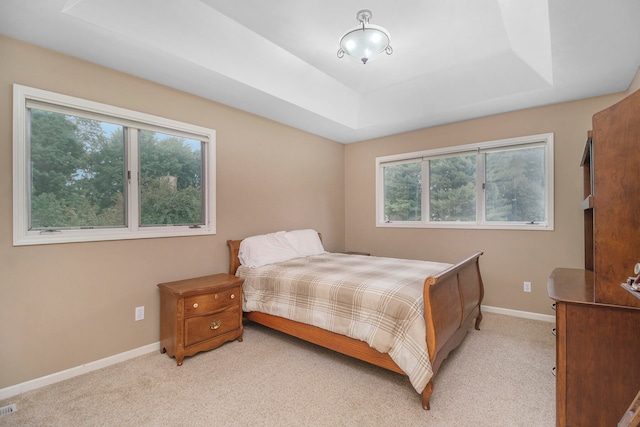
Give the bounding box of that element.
[158,273,243,365]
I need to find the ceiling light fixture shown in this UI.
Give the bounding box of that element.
[337,9,392,65]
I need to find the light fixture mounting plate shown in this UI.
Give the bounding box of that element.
[356,9,372,24]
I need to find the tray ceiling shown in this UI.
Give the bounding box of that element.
[1,0,639,143]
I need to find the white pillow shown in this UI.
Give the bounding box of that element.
[238,231,300,268]
[285,229,325,256]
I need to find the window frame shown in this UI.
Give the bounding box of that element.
[375,133,554,231]
[13,84,217,246]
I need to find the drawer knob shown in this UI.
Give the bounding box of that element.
[193,303,198,308]
[214,294,219,300]
[209,320,221,330]
[231,294,235,299]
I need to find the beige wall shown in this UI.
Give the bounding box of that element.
[628,66,640,93]
[2,32,638,391]
[0,36,345,389]
[344,92,632,316]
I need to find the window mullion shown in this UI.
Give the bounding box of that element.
[127,128,139,231]
[422,160,429,224]
[477,153,486,225]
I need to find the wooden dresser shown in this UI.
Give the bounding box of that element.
[548,89,640,427]
[158,273,243,365]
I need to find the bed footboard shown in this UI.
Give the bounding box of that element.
[421,251,484,409]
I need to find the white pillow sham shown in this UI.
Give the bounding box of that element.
[238,229,325,268]
[285,229,325,256]
[238,231,299,268]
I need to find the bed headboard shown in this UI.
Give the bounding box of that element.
[226,239,243,275]
[226,232,323,276]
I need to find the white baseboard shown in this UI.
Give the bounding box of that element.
[482,305,555,323]
[0,306,553,401]
[0,342,159,401]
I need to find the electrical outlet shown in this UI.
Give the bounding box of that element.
[135,306,144,321]
[523,281,532,293]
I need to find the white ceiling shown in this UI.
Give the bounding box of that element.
[1,0,639,143]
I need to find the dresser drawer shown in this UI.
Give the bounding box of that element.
[184,308,241,347]
[184,286,240,317]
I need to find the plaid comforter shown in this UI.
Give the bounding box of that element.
[236,252,452,394]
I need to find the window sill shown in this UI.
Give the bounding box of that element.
[376,221,553,231]
[14,226,216,246]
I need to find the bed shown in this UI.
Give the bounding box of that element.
[227,230,484,410]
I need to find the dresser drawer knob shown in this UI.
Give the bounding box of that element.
[214,294,219,300]
[209,320,221,330]
[193,303,198,308]
[231,294,235,299]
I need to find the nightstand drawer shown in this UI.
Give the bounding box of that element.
[184,308,241,347]
[184,287,240,317]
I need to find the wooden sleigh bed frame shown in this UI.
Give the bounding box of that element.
[227,238,484,410]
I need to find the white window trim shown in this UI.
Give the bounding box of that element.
[13,84,217,246]
[375,133,554,231]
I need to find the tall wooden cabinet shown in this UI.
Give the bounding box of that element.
[548,88,640,427]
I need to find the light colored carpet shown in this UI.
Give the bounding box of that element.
[0,312,555,426]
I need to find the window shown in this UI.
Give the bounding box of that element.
[376,133,554,230]
[13,84,216,245]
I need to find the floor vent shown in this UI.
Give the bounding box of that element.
[0,403,16,416]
